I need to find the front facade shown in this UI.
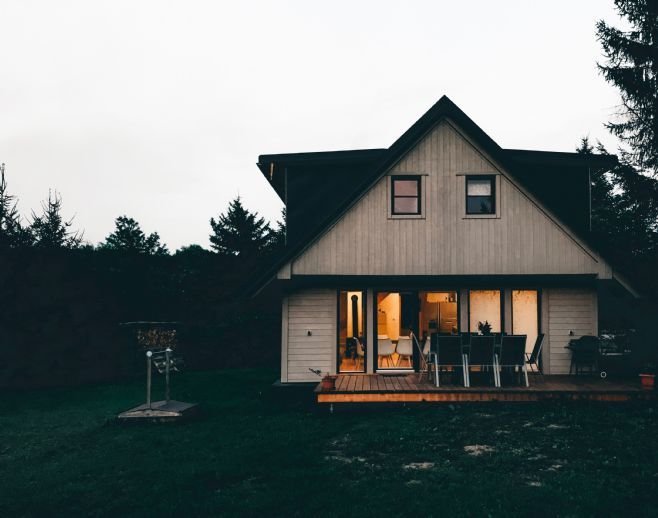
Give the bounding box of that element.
[257,96,633,383]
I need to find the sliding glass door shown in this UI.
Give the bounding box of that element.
[469,290,502,333]
[512,290,539,355]
[419,291,459,337]
[337,291,366,373]
[375,292,418,370]
[375,290,459,371]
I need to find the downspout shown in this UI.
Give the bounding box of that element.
[588,166,592,232]
[284,166,288,246]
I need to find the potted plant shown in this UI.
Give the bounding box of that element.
[478,320,492,336]
[309,368,338,391]
[321,373,338,391]
[639,363,656,390]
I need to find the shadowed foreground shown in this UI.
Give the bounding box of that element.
[1,369,657,517]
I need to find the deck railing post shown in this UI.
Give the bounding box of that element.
[146,351,153,409]
[165,348,171,403]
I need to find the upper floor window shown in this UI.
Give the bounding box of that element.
[466,176,495,214]
[391,176,421,215]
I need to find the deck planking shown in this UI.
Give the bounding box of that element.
[316,374,654,404]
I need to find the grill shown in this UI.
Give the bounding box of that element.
[566,335,632,378]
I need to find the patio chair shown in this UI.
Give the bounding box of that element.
[353,337,365,371]
[460,332,472,356]
[396,336,413,368]
[499,335,529,387]
[378,338,396,368]
[568,335,600,375]
[417,334,438,384]
[436,335,469,387]
[467,335,497,387]
[525,333,545,375]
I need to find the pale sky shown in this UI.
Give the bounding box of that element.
[0,1,624,250]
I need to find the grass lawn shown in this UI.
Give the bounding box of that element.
[1,369,658,517]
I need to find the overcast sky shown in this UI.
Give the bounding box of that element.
[0,1,624,250]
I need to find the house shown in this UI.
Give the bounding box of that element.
[255,95,637,384]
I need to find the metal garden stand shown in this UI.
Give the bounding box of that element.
[117,322,198,423]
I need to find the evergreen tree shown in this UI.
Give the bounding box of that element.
[209,196,272,256]
[267,207,287,253]
[30,190,83,249]
[578,136,658,293]
[175,244,209,256]
[597,1,658,174]
[0,163,32,248]
[100,215,169,255]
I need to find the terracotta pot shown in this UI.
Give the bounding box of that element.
[639,374,655,391]
[321,375,338,391]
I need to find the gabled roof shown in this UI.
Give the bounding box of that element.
[253,95,622,294]
[257,148,386,203]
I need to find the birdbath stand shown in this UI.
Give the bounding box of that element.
[117,322,199,423]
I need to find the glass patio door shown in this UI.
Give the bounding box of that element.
[337,291,366,373]
[512,290,539,356]
[375,291,418,370]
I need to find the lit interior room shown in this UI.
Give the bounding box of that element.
[338,290,365,372]
[469,290,502,333]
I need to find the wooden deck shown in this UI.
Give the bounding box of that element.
[315,374,655,404]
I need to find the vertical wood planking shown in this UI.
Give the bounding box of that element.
[546,288,596,374]
[281,297,289,383]
[286,290,336,381]
[291,121,606,278]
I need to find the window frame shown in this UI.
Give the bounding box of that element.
[465,175,496,215]
[391,175,422,216]
[336,289,367,374]
[467,288,504,334]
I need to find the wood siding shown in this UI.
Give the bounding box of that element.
[290,121,609,278]
[285,289,336,382]
[546,288,597,374]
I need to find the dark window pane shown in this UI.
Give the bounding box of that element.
[393,180,418,196]
[394,197,418,214]
[467,179,492,196]
[467,196,493,214]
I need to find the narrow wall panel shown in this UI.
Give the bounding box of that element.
[285,290,336,382]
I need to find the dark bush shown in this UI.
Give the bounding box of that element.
[0,247,280,389]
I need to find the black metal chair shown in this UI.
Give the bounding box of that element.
[459,332,471,355]
[525,333,545,375]
[499,335,529,387]
[436,335,468,387]
[568,335,600,375]
[417,334,437,384]
[466,335,496,387]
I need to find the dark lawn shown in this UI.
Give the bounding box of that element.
[1,369,657,517]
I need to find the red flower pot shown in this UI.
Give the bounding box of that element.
[640,374,655,391]
[321,375,338,391]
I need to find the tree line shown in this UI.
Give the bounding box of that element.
[0,166,286,389]
[0,163,284,261]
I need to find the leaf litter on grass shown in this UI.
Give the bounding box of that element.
[402,462,434,470]
[463,445,495,456]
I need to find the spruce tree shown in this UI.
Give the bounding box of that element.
[30,190,83,249]
[100,215,169,255]
[209,196,272,256]
[578,136,658,262]
[0,163,31,248]
[597,1,658,174]
[267,207,287,253]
